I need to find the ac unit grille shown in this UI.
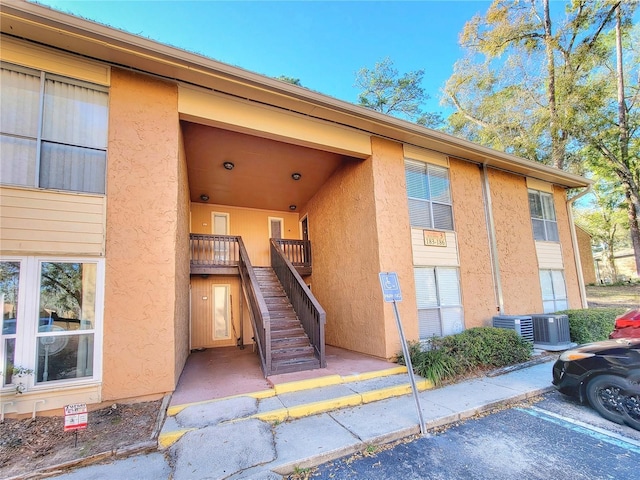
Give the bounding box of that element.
[492,315,534,343]
[531,314,570,345]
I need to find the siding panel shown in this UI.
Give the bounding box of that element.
[536,241,564,269]
[411,229,459,266]
[0,186,105,255]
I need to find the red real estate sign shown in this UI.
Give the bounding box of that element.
[64,403,88,432]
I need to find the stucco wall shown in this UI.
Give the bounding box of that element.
[449,159,497,326]
[103,69,180,400]
[554,187,582,308]
[303,137,415,360]
[488,169,542,314]
[174,128,191,384]
[370,137,418,358]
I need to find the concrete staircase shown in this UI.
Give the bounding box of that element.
[253,267,320,374]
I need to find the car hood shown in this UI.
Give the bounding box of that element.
[572,338,640,355]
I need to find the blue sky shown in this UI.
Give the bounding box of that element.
[33,0,494,116]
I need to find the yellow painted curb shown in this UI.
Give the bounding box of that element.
[253,408,289,423]
[286,394,363,419]
[167,365,415,418]
[343,366,408,383]
[167,389,275,416]
[158,428,195,449]
[361,384,412,403]
[273,374,343,395]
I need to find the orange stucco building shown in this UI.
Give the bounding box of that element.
[0,1,591,416]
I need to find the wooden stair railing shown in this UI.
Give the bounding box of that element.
[270,239,326,368]
[237,237,272,376]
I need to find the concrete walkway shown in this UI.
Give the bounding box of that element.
[45,358,555,480]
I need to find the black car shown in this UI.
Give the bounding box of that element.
[552,338,640,431]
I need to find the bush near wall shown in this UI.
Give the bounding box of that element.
[558,308,628,345]
[398,327,533,386]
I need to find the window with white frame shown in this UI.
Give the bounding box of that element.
[0,258,103,391]
[414,267,464,339]
[528,189,559,241]
[539,269,568,313]
[0,62,108,194]
[405,160,454,231]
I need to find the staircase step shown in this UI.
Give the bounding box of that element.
[251,266,320,376]
[271,345,316,361]
[271,327,306,339]
[271,318,301,328]
[272,336,310,349]
[271,357,320,375]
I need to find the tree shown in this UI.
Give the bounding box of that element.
[575,179,629,282]
[355,57,443,128]
[444,0,620,171]
[445,0,639,274]
[573,4,640,275]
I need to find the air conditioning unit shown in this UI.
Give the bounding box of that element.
[530,314,573,350]
[492,315,534,343]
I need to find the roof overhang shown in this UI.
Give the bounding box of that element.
[1,0,591,189]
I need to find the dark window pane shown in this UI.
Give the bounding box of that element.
[546,221,559,241]
[408,198,432,228]
[532,219,546,240]
[529,191,543,218]
[432,203,454,230]
[36,333,94,382]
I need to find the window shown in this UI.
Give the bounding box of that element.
[414,267,464,339]
[0,62,108,194]
[405,161,454,230]
[212,285,230,340]
[528,189,559,241]
[0,258,103,391]
[539,270,568,313]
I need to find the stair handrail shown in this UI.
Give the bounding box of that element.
[270,239,326,368]
[238,236,272,375]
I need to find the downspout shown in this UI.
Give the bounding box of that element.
[567,185,593,309]
[481,163,504,315]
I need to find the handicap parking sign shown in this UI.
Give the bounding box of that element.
[379,272,402,302]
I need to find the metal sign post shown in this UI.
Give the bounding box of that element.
[378,272,426,436]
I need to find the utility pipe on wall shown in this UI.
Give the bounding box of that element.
[481,163,504,315]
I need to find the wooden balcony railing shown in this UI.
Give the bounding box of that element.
[273,239,312,275]
[270,239,326,368]
[190,234,240,274]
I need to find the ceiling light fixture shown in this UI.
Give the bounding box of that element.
[291,172,302,180]
[200,194,209,202]
[223,162,235,170]
[289,205,297,211]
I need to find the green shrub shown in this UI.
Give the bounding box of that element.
[436,327,532,368]
[558,308,628,344]
[398,327,532,386]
